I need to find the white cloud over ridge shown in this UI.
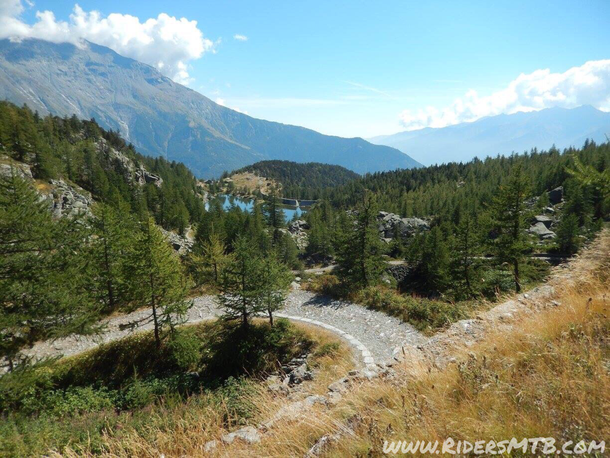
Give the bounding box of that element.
[233,34,248,41]
[400,60,610,130]
[0,0,214,84]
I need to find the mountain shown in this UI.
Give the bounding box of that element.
[230,160,360,199]
[369,106,610,165]
[0,39,420,178]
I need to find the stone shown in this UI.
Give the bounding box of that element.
[376,211,429,239]
[328,377,350,393]
[203,440,218,453]
[289,363,313,385]
[533,215,554,229]
[306,434,341,457]
[528,222,556,239]
[221,426,261,445]
[548,186,563,205]
[304,395,328,407]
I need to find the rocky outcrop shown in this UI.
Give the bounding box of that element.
[45,179,93,218]
[103,141,163,188]
[377,211,429,239]
[0,158,33,180]
[287,219,309,250]
[160,228,194,254]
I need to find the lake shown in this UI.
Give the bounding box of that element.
[206,194,305,222]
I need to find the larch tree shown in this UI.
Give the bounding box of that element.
[335,192,386,288]
[128,217,192,348]
[0,171,101,369]
[489,165,532,293]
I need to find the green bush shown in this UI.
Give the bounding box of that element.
[167,330,203,371]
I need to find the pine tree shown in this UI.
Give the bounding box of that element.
[450,215,480,298]
[259,255,292,326]
[264,188,286,244]
[202,232,229,284]
[0,171,100,368]
[556,213,580,255]
[217,236,266,329]
[128,217,191,347]
[88,202,136,312]
[420,226,450,294]
[335,192,386,287]
[489,165,532,293]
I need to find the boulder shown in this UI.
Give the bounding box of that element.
[533,215,554,229]
[548,186,563,205]
[221,426,261,445]
[528,222,556,239]
[0,160,33,180]
[376,211,429,239]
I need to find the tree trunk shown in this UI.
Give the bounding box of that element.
[150,273,161,348]
[268,308,274,327]
[513,259,521,293]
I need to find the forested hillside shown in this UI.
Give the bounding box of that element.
[0,101,205,233]
[231,160,360,199]
[322,142,609,221]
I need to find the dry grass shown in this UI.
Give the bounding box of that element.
[53,323,353,457]
[229,230,610,457]
[229,172,279,196]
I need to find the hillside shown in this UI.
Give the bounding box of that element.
[0,39,421,178]
[230,160,360,199]
[0,101,205,235]
[370,106,610,166]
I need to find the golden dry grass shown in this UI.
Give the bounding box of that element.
[54,323,353,457]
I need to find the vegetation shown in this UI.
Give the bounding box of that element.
[230,159,360,199]
[0,319,349,456]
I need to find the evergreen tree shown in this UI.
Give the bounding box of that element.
[202,232,229,284]
[0,171,100,368]
[450,215,480,298]
[128,217,191,347]
[335,192,386,287]
[556,213,580,255]
[489,165,532,293]
[217,236,266,329]
[259,255,292,326]
[88,202,136,312]
[419,226,450,294]
[264,189,286,244]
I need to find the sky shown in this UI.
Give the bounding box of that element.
[1,0,609,138]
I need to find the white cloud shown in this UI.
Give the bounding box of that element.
[399,60,610,130]
[215,97,248,114]
[233,34,248,41]
[0,0,215,84]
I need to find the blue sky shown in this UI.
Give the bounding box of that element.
[11,0,610,137]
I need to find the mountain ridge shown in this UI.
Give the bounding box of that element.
[369,105,610,165]
[0,38,421,178]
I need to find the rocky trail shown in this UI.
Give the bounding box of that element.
[16,289,426,370]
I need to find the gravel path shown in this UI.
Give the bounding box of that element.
[15,290,426,368]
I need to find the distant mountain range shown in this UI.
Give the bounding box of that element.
[370,106,610,165]
[0,39,420,178]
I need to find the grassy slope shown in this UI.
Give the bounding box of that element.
[0,321,352,457]
[233,231,609,456]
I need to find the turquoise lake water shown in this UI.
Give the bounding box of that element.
[207,195,304,222]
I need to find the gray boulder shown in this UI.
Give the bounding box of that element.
[528,222,556,239]
[548,186,563,205]
[533,215,554,229]
[377,211,429,238]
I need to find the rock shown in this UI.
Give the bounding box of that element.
[528,222,556,239]
[46,179,93,218]
[304,395,328,407]
[326,391,342,405]
[533,215,554,229]
[289,363,313,385]
[286,220,309,250]
[221,426,261,445]
[203,440,218,453]
[328,377,350,393]
[548,186,563,205]
[160,228,194,254]
[306,434,341,457]
[0,159,33,180]
[377,211,429,239]
[386,264,411,283]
